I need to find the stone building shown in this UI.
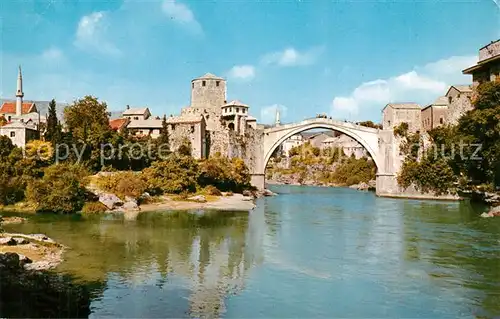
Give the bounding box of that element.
[281,134,304,156]
[166,115,206,159]
[445,85,473,125]
[115,72,257,160]
[322,134,367,159]
[0,121,39,147]
[122,107,151,121]
[463,39,500,86]
[421,96,448,131]
[382,103,421,132]
[127,118,163,139]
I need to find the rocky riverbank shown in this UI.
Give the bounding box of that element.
[0,232,65,271]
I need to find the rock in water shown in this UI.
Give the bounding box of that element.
[188,195,207,203]
[481,212,493,218]
[99,193,123,210]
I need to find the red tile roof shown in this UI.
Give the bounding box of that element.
[109,118,129,131]
[0,102,36,115]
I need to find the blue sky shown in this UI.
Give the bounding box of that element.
[0,0,498,124]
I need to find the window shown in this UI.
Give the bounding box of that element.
[242,108,246,113]
[190,125,195,133]
[192,83,194,89]
[236,108,240,113]
[448,96,452,104]
[10,131,15,137]
[229,107,232,112]
[7,116,11,121]
[171,124,176,131]
[202,81,206,87]
[216,81,220,87]
[440,117,444,124]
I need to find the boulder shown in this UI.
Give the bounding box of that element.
[99,193,123,210]
[481,212,492,218]
[28,234,56,244]
[188,195,207,203]
[0,237,16,246]
[242,196,254,201]
[12,237,30,245]
[262,189,276,197]
[18,254,32,267]
[123,198,139,211]
[489,206,500,216]
[242,190,254,198]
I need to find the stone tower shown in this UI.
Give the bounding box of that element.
[190,73,226,109]
[16,65,24,116]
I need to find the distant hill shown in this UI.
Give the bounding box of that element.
[1,99,123,122]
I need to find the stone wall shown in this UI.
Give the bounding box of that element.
[190,78,226,110]
[421,106,447,131]
[446,89,473,125]
[169,121,205,159]
[479,40,500,62]
[383,107,421,132]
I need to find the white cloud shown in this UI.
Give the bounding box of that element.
[261,46,324,67]
[228,65,255,80]
[162,0,202,34]
[74,11,121,56]
[260,104,287,124]
[41,47,64,61]
[331,55,475,119]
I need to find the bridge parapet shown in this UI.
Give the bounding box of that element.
[263,118,379,134]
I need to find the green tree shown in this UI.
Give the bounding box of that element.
[64,96,114,171]
[142,155,199,194]
[157,115,170,147]
[458,81,500,187]
[0,115,7,127]
[26,164,89,214]
[44,99,62,145]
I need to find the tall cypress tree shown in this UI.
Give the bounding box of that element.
[45,99,61,145]
[158,115,169,147]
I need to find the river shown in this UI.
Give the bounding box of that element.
[3,185,500,318]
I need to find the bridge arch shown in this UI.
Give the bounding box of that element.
[262,121,382,173]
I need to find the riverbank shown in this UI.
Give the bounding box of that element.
[140,193,257,212]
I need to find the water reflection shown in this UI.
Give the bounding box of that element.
[3,186,500,318]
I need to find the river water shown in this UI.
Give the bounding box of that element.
[3,185,500,318]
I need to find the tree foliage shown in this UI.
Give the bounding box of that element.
[142,155,199,194]
[26,164,89,214]
[44,99,62,145]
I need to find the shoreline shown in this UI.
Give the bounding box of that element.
[139,193,257,213]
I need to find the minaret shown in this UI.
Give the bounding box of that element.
[275,108,281,126]
[16,66,24,116]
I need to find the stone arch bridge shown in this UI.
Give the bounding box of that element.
[249,118,401,196]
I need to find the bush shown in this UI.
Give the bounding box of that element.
[26,164,89,214]
[198,157,251,192]
[95,171,146,199]
[202,185,222,196]
[81,201,107,214]
[142,155,199,194]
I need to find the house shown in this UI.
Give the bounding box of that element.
[122,107,151,121]
[0,121,39,148]
[463,39,500,86]
[421,96,448,131]
[382,103,421,132]
[322,134,367,159]
[109,118,130,132]
[445,85,473,125]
